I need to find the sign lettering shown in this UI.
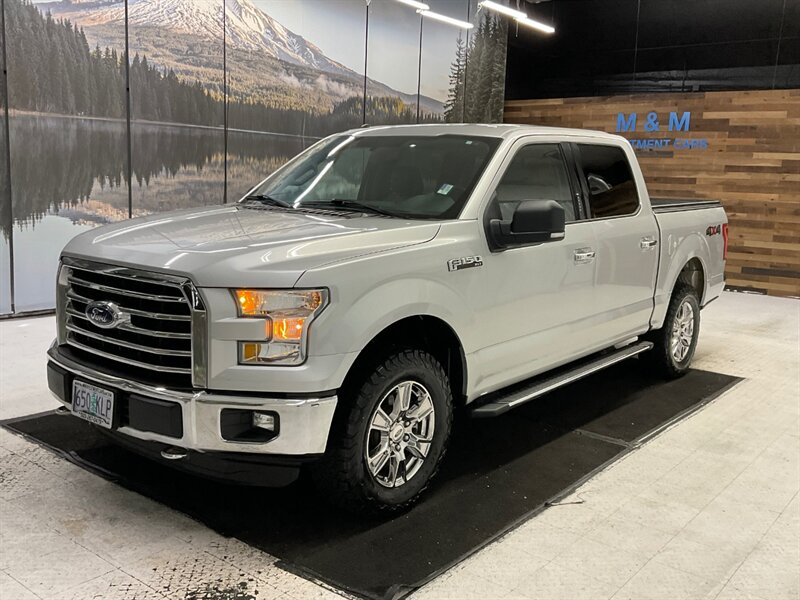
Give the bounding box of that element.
[614,110,706,153]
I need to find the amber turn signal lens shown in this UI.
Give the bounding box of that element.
[240,342,262,362]
[273,317,306,341]
[236,290,262,316]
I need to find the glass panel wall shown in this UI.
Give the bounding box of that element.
[129,0,225,215]
[0,0,505,315]
[1,1,11,315]
[421,0,471,123]
[5,0,129,312]
[366,0,422,125]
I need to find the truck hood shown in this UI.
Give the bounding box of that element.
[62,205,441,287]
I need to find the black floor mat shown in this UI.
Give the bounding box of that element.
[3,366,739,600]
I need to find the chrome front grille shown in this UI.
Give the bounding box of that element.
[59,259,203,388]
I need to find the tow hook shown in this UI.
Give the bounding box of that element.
[161,447,189,460]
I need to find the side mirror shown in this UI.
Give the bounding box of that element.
[488,200,566,249]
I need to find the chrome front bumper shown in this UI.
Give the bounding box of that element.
[47,343,337,456]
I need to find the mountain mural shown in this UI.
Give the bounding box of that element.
[38,0,445,115]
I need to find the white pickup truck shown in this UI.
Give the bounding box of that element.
[47,124,728,513]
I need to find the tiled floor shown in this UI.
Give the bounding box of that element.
[1,291,798,600]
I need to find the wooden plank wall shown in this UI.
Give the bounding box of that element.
[504,89,800,297]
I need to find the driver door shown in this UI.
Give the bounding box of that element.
[468,141,601,396]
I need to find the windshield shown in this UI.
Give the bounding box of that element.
[245,134,501,219]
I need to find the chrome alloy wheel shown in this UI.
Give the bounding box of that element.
[671,300,695,362]
[364,380,436,488]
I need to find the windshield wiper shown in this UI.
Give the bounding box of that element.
[303,199,402,218]
[242,194,293,208]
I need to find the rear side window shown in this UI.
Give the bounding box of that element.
[577,144,639,218]
[492,144,575,222]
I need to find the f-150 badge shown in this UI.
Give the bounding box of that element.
[448,256,483,271]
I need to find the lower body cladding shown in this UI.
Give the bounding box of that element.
[46,344,337,486]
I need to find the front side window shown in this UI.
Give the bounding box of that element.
[246,134,501,220]
[489,143,575,222]
[577,144,639,218]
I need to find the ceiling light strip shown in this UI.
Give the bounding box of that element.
[417,9,474,29]
[395,0,431,11]
[479,0,526,20]
[514,16,555,34]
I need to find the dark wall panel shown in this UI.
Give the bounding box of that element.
[506,0,800,99]
[636,0,786,45]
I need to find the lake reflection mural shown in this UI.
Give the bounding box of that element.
[1,0,509,314]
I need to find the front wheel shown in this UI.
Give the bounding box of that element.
[312,349,453,514]
[643,284,701,379]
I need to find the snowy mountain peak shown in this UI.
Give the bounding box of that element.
[49,0,352,77]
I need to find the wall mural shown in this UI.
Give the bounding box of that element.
[0,0,509,314]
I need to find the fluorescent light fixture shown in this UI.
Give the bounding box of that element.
[479,0,526,20]
[515,16,555,34]
[395,0,430,10]
[418,9,474,29]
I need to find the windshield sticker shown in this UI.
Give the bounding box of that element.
[437,184,454,195]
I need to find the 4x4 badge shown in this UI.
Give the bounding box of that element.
[447,256,483,272]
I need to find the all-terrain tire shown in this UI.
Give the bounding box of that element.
[312,349,453,515]
[642,283,701,379]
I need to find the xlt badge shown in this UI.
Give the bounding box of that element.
[448,256,483,272]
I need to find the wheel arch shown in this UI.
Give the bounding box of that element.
[651,232,711,329]
[675,257,705,302]
[340,314,468,407]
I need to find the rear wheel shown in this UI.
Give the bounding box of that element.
[643,284,701,379]
[313,349,453,514]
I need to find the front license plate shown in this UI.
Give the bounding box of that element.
[71,380,115,429]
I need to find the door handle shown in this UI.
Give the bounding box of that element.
[574,248,596,263]
[640,237,658,250]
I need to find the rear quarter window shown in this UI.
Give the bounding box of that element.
[577,144,639,218]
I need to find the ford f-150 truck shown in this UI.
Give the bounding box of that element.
[47,124,728,513]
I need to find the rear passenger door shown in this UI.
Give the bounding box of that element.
[573,142,659,343]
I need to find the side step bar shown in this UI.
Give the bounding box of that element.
[470,341,654,418]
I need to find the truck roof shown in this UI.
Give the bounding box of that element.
[348,123,626,143]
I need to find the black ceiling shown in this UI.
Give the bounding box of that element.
[505,0,800,99]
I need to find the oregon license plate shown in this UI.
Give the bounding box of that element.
[71,380,115,429]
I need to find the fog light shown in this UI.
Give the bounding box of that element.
[253,411,276,431]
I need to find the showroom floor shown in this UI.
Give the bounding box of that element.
[0,291,798,600]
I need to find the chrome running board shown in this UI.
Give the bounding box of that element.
[470,341,654,418]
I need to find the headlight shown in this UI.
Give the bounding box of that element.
[232,289,328,365]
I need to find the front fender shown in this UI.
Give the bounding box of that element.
[312,276,473,357]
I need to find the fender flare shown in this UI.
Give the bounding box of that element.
[652,232,710,328]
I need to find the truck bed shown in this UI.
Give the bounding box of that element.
[651,197,723,214]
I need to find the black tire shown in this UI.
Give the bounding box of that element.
[312,349,453,515]
[643,284,701,379]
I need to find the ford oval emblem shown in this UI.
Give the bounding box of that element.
[85,301,124,329]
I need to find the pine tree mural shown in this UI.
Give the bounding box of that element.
[444,34,467,123]
[4,0,441,136]
[445,11,508,124]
